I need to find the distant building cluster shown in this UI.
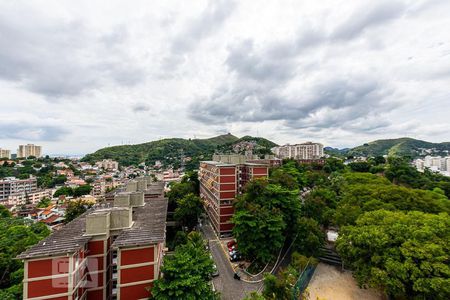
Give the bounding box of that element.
[17,144,42,158]
[271,142,324,160]
[0,177,44,205]
[0,144,42,159]
[95,159,119,171]
[414,156,450,176]
[18,202,66,229]
[199,155,272,237]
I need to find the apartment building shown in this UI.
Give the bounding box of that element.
[17,180,168,300]
[0,148,11,159]
[272,142,324,160]
[415,156,450,176]
[0,177,38,202]
[96,159,119,171]
[199,156,269,236]
[4,189,51,206]
[17,144,42,158]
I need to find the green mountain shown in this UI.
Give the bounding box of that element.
[348,138,450,157]
[82,134,277,168]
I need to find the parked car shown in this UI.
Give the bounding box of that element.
[227,240,238,254]
[227,240,237,249]
[229,251,242,262]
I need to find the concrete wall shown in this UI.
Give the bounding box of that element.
[129,192,144,207]
[86,212,110,235]
[110,209,132,230]
[114,193,131,207]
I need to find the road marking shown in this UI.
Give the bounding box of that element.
[203,221,237,272]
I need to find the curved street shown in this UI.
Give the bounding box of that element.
[200,221,263,300]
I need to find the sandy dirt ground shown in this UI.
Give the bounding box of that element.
[307,263,385,300]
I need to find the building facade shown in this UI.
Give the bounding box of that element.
[18,180,168,300]
[96,159,119,171]
[415,156,450,176]
[272,142,324,160]
[0,148,11,159]
[4,189,51,206]
[199,158,269,237]
[0,177,38,203]
[17,144,42,158]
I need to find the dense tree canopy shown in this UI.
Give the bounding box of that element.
[53,186,74,197]
[336,210,450,299]
[232,178,301,263]
[301,188,337,226]
[64,199,94,223]
[236,178,300,235]
[232,204,286,263]
[335,177,450,226]
[0,207,50,299]
[152,233,218,300]
[174,193,204,230]
[167,182,197,209]
[73,184,92,197]
[36,197,52,208]
[292,217,325,257]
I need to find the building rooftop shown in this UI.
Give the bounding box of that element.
[17,211,91,259]
[201,160,236,167]
[145,186,165,195]
[112,198,167,248]
[244,162,270,166]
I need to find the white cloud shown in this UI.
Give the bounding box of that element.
[0,0,449,154]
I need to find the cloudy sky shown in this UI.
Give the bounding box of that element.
[1,0,449,155]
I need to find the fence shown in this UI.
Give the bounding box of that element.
[292,260,316,299]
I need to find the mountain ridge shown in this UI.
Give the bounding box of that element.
[348,137,450,157]
[82,133,277,168]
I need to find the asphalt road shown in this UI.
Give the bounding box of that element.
[200,221,263,300]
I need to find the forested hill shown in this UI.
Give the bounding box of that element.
[348,137,450,157]
[82,134,277,168]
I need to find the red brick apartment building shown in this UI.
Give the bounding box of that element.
[199,160,269,237]
[17,180,167,300]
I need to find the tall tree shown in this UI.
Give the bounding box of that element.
[73,184,92,197]
[0,213,50,299]
[174,193,204,230]
[166,181,196,211]
[292,217,325,257]
[232,204,286,263]
[152,236,218,300]
[64,199,94,223]
[237,178,300,236]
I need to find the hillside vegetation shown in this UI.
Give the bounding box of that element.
[348,137,450,157]
[82,134,277,168]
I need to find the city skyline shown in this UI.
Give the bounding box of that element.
[1,0,450,154]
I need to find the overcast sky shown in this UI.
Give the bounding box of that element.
[1,0,449,155]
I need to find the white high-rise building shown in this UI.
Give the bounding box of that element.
[415,159,425,171]
[0,148,11,159]
[272,142,324,160]
[415,156,450,176]
[17,144,42,158]
[445,157,450,172]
